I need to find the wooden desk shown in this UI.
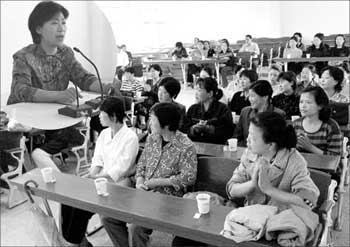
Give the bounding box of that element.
[194,142,340,173]
[273,56,350,71]
[143,58,222,85]
[12,169,270,247]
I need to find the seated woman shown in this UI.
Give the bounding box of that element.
[158,77,186,132]
[101,102,197,247]
[306,33,330,73]
[234,80,285,147]
[187,40,207,85]
[268,64,282,96]
[171,41,188,59]
[295,63,318,95]
[120,67,143,96]
[272,71,300,120]
[218,39,235,88]
[283,36,303,74]
[319,66,349,103]
[227,111,319,210]
[204,40,216,58]
[293,32,306,51]
[185,77,234,144]
[61,97,139,246]
[229,69,258,115]
[330,34,350,58]
[135,64,163,129]
[239,34,260,56]
[293,86,342,156]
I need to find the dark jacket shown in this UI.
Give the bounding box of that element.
[229,91,251,115]
[172,48,188,59]
[306,43,330,73]
[234,105,286,147]
[185,100,234,144]
[330,46,350,57]
[272,93,300,120]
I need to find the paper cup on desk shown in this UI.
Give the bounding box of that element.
[94,178,108,196]
[196,193,211,214]
[41,168,56,183]
[136,91,142,99]
[291,115,300,122]
[306,54,311,59]
[228,138,238,151]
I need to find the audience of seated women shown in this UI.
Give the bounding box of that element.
[319,66,349,103]
[61,97,139,247]
[101,103,197,247]
[306,33,330,73]
[158,77,186,132]
[234,80,285,147]
[171,41,188,59]
[227,111,319,210]
[272,71,300,120]
[229,69,258,115]
[295,64,318,95]
[185,77,234,144]
[293,32,306,51]
[218,39,235,88]
[293,86,342,156]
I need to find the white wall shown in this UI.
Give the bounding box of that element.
[280,1,350,45]
[0,1,116,107]
[96,1,349,52]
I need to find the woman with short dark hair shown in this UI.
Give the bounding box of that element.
[234,80,285,147]
[293,86,342,156]
[158,77,186,131]
[229,69,258,114]
[185,77,234,144]
[272,71,300,119]
[306,33,330,73]
[227,111,319,209]
[319,66,349,103]
[102,102,197,247]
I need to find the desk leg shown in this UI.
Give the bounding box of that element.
[284,62,288,71]
[180,64,186,85]
[215,62,220,86]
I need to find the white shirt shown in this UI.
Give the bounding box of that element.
[91,124,139,182]
[239,42,260,55]
[116,51,129,67]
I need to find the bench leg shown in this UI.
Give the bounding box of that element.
[334,188,345,231]
[7,182,27,209]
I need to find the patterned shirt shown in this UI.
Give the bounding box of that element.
[120,79,143,94]
[135,131,197,197]
[330,92,349,103]
[7,44,97,105]
[272,93,300,120]
[293,117,342,156]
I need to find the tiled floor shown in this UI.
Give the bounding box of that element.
[1,86,349,246]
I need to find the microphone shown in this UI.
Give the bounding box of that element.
[73,47,104,109]
[49,55,93,118]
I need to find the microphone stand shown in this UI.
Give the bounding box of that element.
[49,55,93,118]
[73,47,105,109]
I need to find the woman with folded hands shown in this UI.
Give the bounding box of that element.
[185,77,234,144]
[227,111,319,210]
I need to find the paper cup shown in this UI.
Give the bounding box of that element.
[41,168,55,183]
[286,54,291,59]
[291,115,299,122]
[94,178,108,196]
[228,138,238,151]
[136,91,142,99]
[306,54,311,59]
[196,193,210,214]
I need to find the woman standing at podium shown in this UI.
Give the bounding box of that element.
[7,1,119,171]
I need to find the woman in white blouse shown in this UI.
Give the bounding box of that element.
[61,97,139,246]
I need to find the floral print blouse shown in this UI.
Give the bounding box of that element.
[135,131,197,197]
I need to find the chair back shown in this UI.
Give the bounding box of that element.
[309,168,331,210]
[195,156,240,199]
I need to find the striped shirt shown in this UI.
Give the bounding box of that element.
[120,79,143,94]
[293,117,342,156]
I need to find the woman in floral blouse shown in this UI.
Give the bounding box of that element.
[102,102,197,247]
